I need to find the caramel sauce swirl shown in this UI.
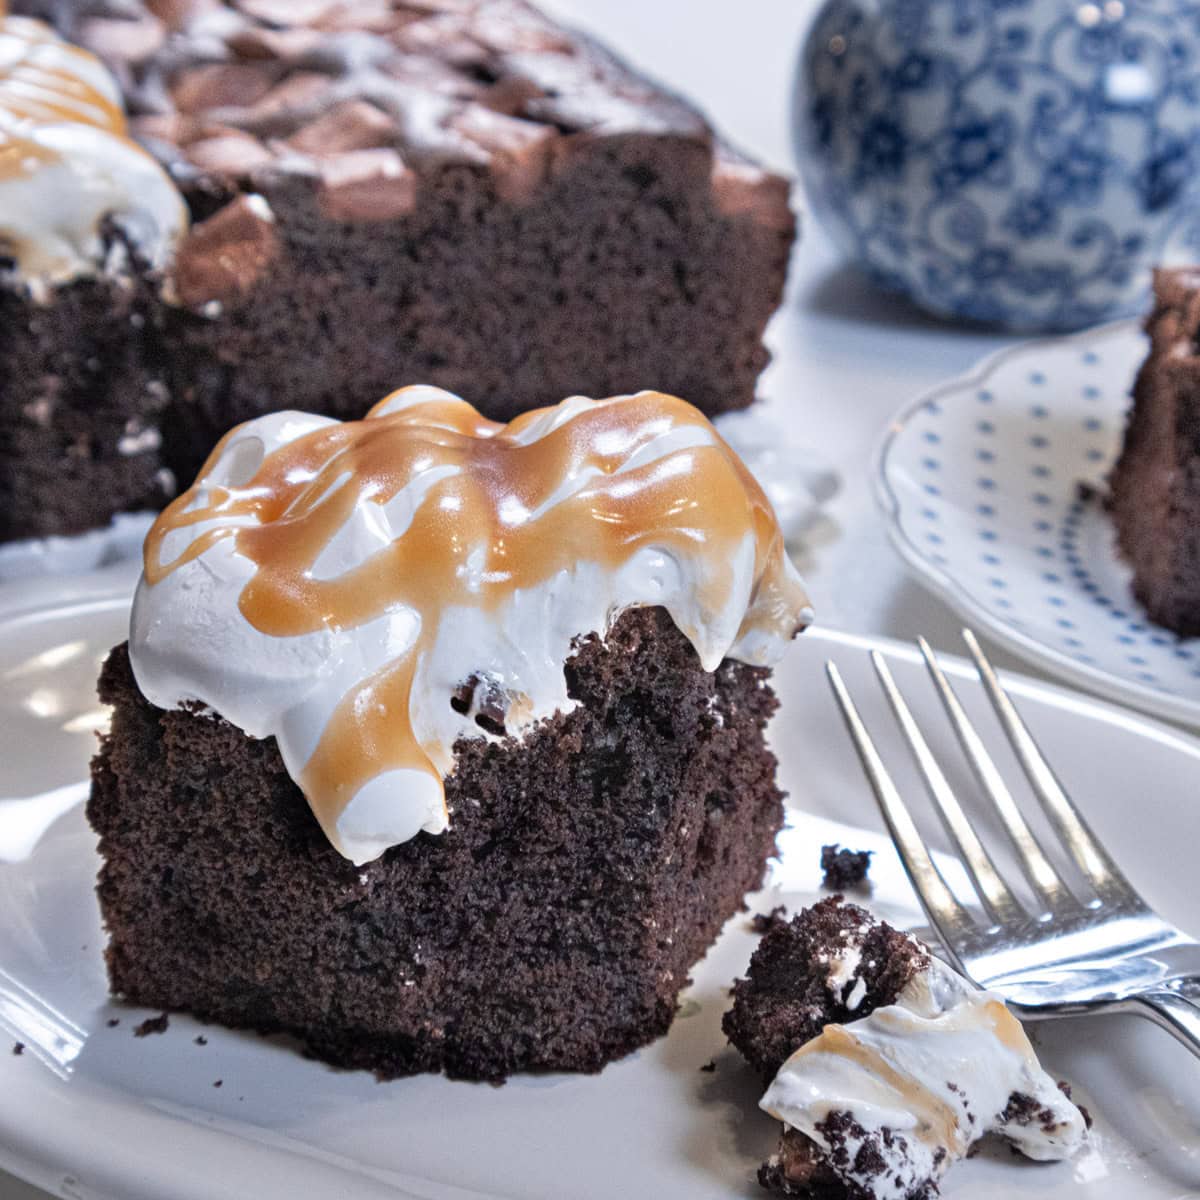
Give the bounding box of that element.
[0,14,125,158]
[0,11,185,285]
[134,387,811,863]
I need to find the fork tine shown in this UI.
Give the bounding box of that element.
[916,637,1075,915]
[825,661,976,962]
[961,629,1138,908]
[869,650,1028,928]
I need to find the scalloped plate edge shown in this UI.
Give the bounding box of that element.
[871,318,1200,730]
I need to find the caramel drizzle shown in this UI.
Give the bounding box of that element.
[145,388,806,848]
[798,1024,968,1155]
[0,13,134,182]
[785,996,1038,1159]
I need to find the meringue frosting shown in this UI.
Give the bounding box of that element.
[131,386,812,864]
[0,6,186,288]
[762,944,1087,1200]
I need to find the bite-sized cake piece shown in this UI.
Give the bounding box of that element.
[724,898,1088,1198]
[91,387,812,1080]
[1110,268,1200,635]
[0,8,187,539]
[8,0,795,545]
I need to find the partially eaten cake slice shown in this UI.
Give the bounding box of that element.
[91,386,811,1081]
[724,898,1087,1198]
[5,0,796,545]
[1109,267,1200,635]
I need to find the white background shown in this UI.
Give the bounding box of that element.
[0,1,1031,1196]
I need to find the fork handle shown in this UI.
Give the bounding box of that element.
[1131,991,1200,1061]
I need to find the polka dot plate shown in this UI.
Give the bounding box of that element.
[875,318,1200,728]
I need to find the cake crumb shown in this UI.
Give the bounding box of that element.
[750,905,787,933]
[106,1018,120,1028]
[699,1059,716,1073]
[195,1035,208,1046]
[1059,1081,1093,1129]
[11,1042,23,1056]
[820,844,872,890]
[134,1013,170,1038]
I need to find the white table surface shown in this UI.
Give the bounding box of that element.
[0,2,1047,1196]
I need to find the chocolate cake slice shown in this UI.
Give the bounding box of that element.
[90,387,812,1080]
[94,609,783,1080]
[724,898,1088,1198]
[1109,268,1200,635]
[6,0,795,544]
[0,11,186,540]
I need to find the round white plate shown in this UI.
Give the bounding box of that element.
[2,583,1200,1199]
[875,319,1200,728]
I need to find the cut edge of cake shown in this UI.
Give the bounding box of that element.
[1109,266,1200,636]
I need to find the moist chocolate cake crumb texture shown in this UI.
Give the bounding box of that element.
[1110,267,1200,635]
[750,905,788,934]
[819,844,871,891]
[724,897,926,1081]
[725,898,1087,1199]
[132,1012,171,1037]
[0,228,175,540]
[92,607,785,1081]
[5,0,794,544]
[757,1118,941,1200]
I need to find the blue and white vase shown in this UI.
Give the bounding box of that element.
[794,0,1200,331]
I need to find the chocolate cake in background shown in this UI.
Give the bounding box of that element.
[4,0,795,544]
[1,240,171,540]
[1109,268,1200,636]
[0,9,187,540]
[91,387,812,1079]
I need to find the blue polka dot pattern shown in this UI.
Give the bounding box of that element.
[879,321,1200,724]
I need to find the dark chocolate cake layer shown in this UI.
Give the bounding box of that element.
[90,606,785,1081]
[6,0,794,543]
[723,897,926,1082]
[1109,268,1200,635]
[0,232,174,541]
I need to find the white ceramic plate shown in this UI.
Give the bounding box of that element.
[2,583,1199,1200]
[875,319,1200,728]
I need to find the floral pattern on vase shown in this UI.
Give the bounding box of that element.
[795,0,1200,331]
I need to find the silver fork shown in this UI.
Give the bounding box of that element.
[826,629,1200,1059]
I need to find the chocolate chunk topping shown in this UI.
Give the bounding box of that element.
[173,193,281,306]
[31,0,773,210]
[286,98,397,154]
[315,148,417,221]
